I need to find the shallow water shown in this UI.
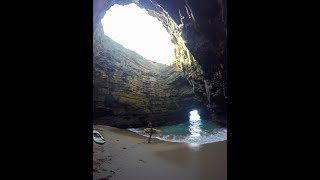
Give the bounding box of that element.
[128,111,227,145]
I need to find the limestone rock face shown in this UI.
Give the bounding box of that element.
[148,0,227,124]
[93,0,227,126]
[93,23,203,128]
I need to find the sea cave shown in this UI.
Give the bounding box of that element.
[93,0,227,179]
[93,0,227,128]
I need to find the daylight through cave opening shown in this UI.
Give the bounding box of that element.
[189,110,201,137]
[101,3,175,65]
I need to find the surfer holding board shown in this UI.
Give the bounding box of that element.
[144,121,161,143]
[147,121,152,143]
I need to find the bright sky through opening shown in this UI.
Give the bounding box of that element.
[189,110,201,121]
[189,110,201,137]
[101,3,175,65]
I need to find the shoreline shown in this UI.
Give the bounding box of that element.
[93,125,227,180]
[127,126,227,145]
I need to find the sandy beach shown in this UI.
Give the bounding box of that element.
[93,125,227,180]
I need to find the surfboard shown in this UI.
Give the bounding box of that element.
[144,128,161,134]
[93,130,105,145]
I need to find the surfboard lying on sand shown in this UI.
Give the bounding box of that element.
[93,130,105,145]
[144,128,161,134]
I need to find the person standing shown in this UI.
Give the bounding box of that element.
[147,121,153,143]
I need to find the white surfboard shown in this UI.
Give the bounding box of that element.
[93,130,105,144]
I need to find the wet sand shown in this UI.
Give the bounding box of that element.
[93,125,227,180]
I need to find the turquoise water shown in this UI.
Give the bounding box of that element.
[128,110,227,145]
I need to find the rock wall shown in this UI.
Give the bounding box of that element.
[93,23,204,128]
[93,0,227,126]
[146,0,227,124]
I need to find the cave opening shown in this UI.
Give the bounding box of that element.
[101,3,175,65]
[189,110,201,137]
[189,110,200,121]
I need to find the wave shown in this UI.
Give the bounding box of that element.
[127,127,227,145]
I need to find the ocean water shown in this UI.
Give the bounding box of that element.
[128,110,227,145]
